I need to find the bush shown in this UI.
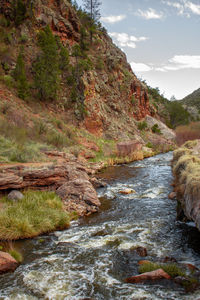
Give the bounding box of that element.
[0,190,70,240]
[0,75,14,89]
[138,121,147,131]
[146,142,153,148]
[96,56,104,71]
[151,123,161,134]
[46,130,67,148]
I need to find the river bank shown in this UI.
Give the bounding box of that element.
[171,139,200,231]
[1,152,200,299]
[0,146,174,274]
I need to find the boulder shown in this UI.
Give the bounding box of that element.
[8,190,24,201]
[0,251,18,274]
[56,178,100,216]
[125,269,171,284]
[117,141,142,157]
[135,246,148,257]
[168,192,177,200]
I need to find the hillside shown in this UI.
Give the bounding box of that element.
[180,88,200,121]
[0,0,176,164]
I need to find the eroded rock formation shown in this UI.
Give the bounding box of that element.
[0,161,100,216]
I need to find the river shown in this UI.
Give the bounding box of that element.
[1,152,200,299]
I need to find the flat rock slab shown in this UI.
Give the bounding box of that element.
[126,269,171,284]
[0,251,18,274]
[0,162,100,216]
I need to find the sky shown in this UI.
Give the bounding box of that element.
[76,0,200,100]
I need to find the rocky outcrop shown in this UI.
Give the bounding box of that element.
[172,140,200,231]
[145,116,176,140]
[0,252,18,274]
[0,161,100,216]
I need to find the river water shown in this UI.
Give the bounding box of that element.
[1,152,200,299]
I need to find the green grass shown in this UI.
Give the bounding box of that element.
[9,249,23,262]
[139,262,185,278]
[0,190,71,240]
[0,136,50,163]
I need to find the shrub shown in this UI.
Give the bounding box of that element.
[19,34,28,43]
[151,123,161,134]
[138,121,148,131]
[0,75,14,89]
[176,122,200,146]
[131,95,136,105]
[96,56,104,71]
[46,130,67,148]
[146,142,153,148]
[0,190,70,240]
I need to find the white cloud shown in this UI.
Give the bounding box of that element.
[101,15,126,24]
[163,0,200,17]
[185,1,200,15]
[155,55,200,72]
[169,55,200,69]
[130,55,200,74]
[109,32,148,49]
[136,8,164,20]
[130,62,152,72]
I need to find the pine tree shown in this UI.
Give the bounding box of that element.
[83,0,101,22]
[13,48,29,100]
[33,26,60,101]
[13,0,27,26]
[83,0,102,43]
[59,45,69,71]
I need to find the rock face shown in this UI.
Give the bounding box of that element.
[172,140,200,231]
[0,162,100,216]
[0,0,157,141]
[126,269,171,284]
[145,116,176,141]
[0,251,18,274]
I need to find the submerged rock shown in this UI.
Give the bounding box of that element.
[119,189,136,195]
[130,246,148,257]
[0,251,18,274]
[126,269,171,284]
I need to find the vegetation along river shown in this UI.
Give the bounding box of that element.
[1,152,200,299]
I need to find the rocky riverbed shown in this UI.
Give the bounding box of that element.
[1,152,200,299]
